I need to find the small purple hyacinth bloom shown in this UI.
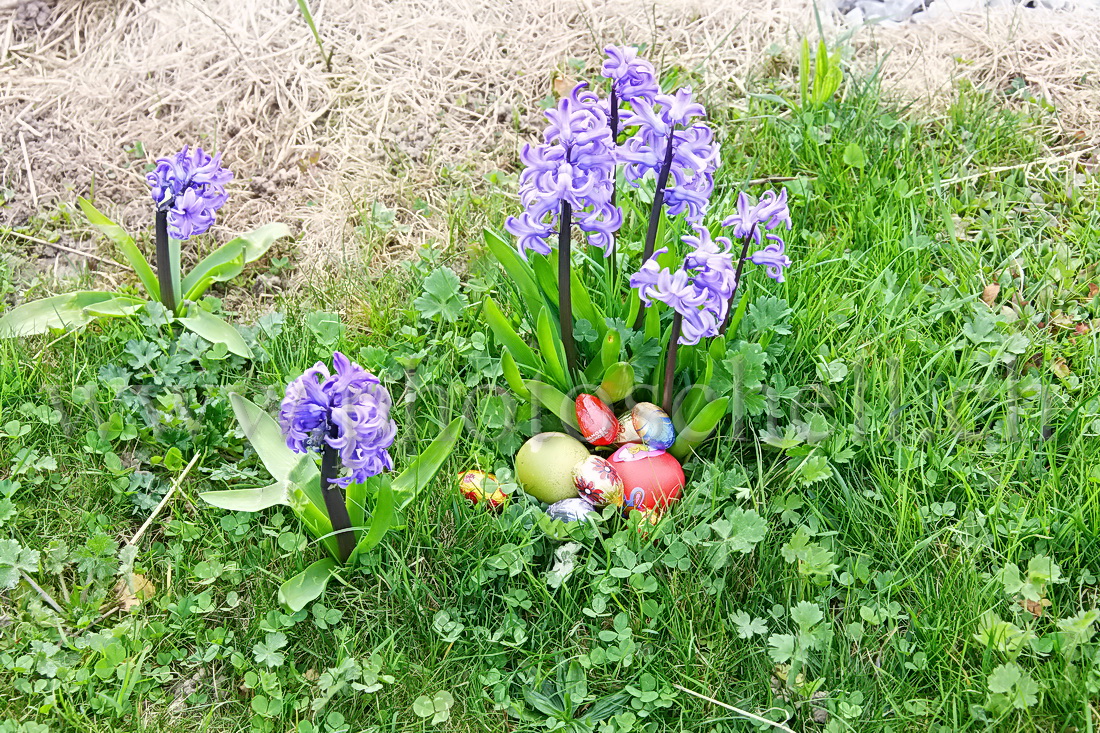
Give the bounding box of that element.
[504,83,621,258]
[723,188,793,282]
[146,145,233,240]
[279,352,397,487]
[602,45,660,105]
[630,228,737,346]
[682,225,738,304]
[618,88,719,224]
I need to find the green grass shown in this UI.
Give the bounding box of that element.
[1,68,1099,733]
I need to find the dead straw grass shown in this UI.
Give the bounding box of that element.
[1,0,1097,284]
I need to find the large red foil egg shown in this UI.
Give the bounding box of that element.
[575,393,619,446]
[607,444,685,511]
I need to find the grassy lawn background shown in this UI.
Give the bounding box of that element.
[1,66,1099,732]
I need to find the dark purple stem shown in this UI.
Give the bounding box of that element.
[661,313,683,414]
[320,435,356,563]
[558,200,578,377]
[154,210,176,313]
[719,223,759,336]
[633,132,677,331]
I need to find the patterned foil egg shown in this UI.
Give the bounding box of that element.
[631,402,676,451]
[608,444,685,512]
[457,470,508,509]
[615,411,642,444]
[575,393,619,446]
[571,455,624,508]
[546,497,597,523]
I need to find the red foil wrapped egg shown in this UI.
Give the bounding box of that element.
[607,444,685,511]
[575,393,619,446]
[572,455,624,507]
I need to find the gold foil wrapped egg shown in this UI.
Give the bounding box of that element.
[457,470,508,509]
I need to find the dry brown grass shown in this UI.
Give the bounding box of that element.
[1,0,1097,284]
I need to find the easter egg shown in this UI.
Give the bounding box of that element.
[631,402,676,451]
[608,444,685,511]
[457,470,508,509]
[546,497,597,523]
[627,507,664,536]
[572,455,624,507]
[575,394,618,446]
[615,412,642,444]
[515,432,590,504]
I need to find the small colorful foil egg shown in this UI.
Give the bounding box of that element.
[546,497,597,523]
[616,411,642,444]
[571,455,624,508]
[457,470,509,509]
[631,402,676,451]
[575,393,619,446]
[627,507,664,536]
[608,444,686,512]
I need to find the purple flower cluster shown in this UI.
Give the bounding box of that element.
[618,88,719,223]
[504,84,622,258]
[602,45,659,105]
[146,146,233,240]
[279,352,397,487]
[630,225,738,345]
[724,189,793,282]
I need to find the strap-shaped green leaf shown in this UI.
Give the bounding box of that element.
[229,393,315,487]
[348,479,396,564]
[535,307,568,390]
[199,483,290,511]
[177,308,253,358]
[524,380,580,432]
[81,296,146,317]
[78,197,161,300]
[669,397,729,460]
[595,361,635,404]
[569,267,605,341]
[483,228,546,313]
[0,291,117,337]
[483,296,540,370]
[529,252,560,307]
[182,222,292,300]
[391,417,462,510]
[278,557,338,613]
[501,350,531,400]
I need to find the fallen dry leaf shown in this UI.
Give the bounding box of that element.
[1019,597,1052,618]
[114,573,155,612]
[981,283,1000,306]
[1051,357,1072,379]
[552,75,576,99]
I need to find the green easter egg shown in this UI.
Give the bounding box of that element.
[515,432,590,504]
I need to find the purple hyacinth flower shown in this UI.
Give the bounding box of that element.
[279,352,397,487]
[630,226,738,346]
[682,225,738,304]
[504,83,621,258]
[146,145,233,240]
[602,45,660,105]
[618,88,719,224]
[723,188,793,282]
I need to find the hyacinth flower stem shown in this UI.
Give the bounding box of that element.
[558,200,579,377]
[320,435,356,563]
[719,223,758,336]
[661,312,683,414]
[609,89,619,279]
[154,210,177,313]
[633,134,677,331]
